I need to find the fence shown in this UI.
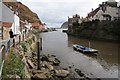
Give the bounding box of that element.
[0,32,30,78]
[0,45,5,78]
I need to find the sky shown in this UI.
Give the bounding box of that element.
[18,0,120,28]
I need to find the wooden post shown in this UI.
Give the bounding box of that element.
[33,36,35,42]
[88,41,91,48]
[19,35,21,44]
[37,40,40,70]
[40,38,42,50]
[8,40,10,51]
[13,38,15,47]
[1,26,3,40]
[23,34,24,41]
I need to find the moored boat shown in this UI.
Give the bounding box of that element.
[73,44,98,54]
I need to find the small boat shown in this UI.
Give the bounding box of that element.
[73,44,98,54]
[62,30,67,32]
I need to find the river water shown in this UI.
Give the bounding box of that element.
[41,29,119,78]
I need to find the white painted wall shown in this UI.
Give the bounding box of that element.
[25,23,32,30]
[25,23,32,33]
[0,2,2,39]
[0,2,2,22]
[105,7,118,20]
[11,14,20,35]
[92,10,103,21]
[90,6,119,21]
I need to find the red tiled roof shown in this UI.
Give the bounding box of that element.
[32,23,43,27]
[0,22,13,27]
[31,23,40,27]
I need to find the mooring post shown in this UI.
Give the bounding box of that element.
[23,33,24,41]
[19,35,21,44]
[40,38,42,50]
[8,39,10,51]
[37,39,40,70]
[13,38,15,47]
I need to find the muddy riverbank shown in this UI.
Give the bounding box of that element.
[2,33,91,80]
[41,29,118,79]
[2,29,118,79]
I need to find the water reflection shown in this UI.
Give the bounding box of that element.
[41,29,118,78]
[68,35,118,66]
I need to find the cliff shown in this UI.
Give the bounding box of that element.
[3,2,41,23]
[61,22,68,29]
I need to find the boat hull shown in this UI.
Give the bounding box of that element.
[73,44,98,55]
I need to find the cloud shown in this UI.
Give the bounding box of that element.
[21,0,84,3]
[21,0,120,28]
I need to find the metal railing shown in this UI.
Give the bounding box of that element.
[0,32,31,78]
[0,45,5,78]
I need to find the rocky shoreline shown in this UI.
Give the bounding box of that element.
[21,36,91,79]
[30,53,71,79]
[26,52,91,79]
[2,34,93,80]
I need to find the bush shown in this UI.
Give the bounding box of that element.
[20,42,27,52]
[2,49,25,79]
[25,38,32,45]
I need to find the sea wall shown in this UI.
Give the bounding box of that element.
[67,20,120,41]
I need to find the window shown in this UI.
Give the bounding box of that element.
[116,12,118,15]
[96,15,98,17]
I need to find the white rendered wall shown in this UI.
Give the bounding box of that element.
[11,14,20,34]
[105,7,118,20]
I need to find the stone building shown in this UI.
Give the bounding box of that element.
[68,14,80,33]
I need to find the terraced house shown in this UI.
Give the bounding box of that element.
[0,1,20,40]
[0,2,14,40]
[87,0,120,21]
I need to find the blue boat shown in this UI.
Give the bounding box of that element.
[73,44,98,54]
